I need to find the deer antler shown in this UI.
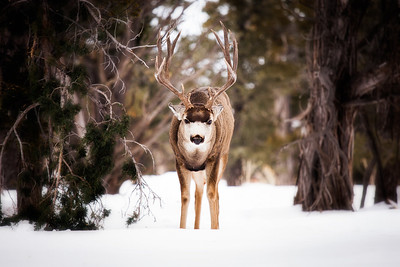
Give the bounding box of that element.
[155,29,193,109]
[206,21,238,110]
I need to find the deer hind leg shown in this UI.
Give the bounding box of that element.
[207,155,228,229]
[192,170,206,229]
[177,164,191,229]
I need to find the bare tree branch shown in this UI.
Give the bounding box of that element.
[0,102,40,191]
[351,63,396,98]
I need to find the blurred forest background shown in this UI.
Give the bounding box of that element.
[0,0,399,229]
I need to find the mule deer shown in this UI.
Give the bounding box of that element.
[155,22,237,229]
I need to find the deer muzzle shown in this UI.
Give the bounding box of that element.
[190,135,204,145]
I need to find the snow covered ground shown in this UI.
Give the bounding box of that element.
[1,172,400,267]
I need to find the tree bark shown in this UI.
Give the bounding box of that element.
[295,0,367,211]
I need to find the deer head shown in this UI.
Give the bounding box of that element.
[155,22,238,147]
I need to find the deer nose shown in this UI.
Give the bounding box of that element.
[190,135,204,145]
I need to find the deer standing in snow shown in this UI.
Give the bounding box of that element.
[155,23,237,229]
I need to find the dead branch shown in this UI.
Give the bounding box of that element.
[0,102,40,191]
[13,127,26,168]
[79,0,156,94]
[120,136,161,221]
[351,63,396,98]
[53,144,63,204]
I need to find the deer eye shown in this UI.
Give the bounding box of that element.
[206,119,212,125]
[184,119,190,124]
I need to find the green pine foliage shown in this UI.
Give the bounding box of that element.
[69,66,89,95]
[122,160,138,181]
[0,0,142,230]
[33,109,131,230]
[126,211,140,226]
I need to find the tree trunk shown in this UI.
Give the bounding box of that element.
[225,158,243,186]
[376,163,399,204]
[274,95,296,185]
[295,0,367,211]
[17,168,42,219]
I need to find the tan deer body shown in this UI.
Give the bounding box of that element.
[155,23,237,229]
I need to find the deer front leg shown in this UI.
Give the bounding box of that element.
[177,163,191,229]
[207,181,219,229]
[193,170,205,229]
[206,156,227,229]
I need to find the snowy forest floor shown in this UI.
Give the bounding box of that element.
[1,172,400,267]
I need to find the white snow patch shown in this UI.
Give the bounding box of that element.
[1,172,400,267]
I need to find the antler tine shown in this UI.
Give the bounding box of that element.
[207,22,238,109]
[167,31,181,66]
[156,29,163,70]
[155,29,193,108]
[232,31,238,72]
[222,22,231,71]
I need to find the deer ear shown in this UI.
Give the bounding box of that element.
[168,103,186,120]
[212,104,224,119]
